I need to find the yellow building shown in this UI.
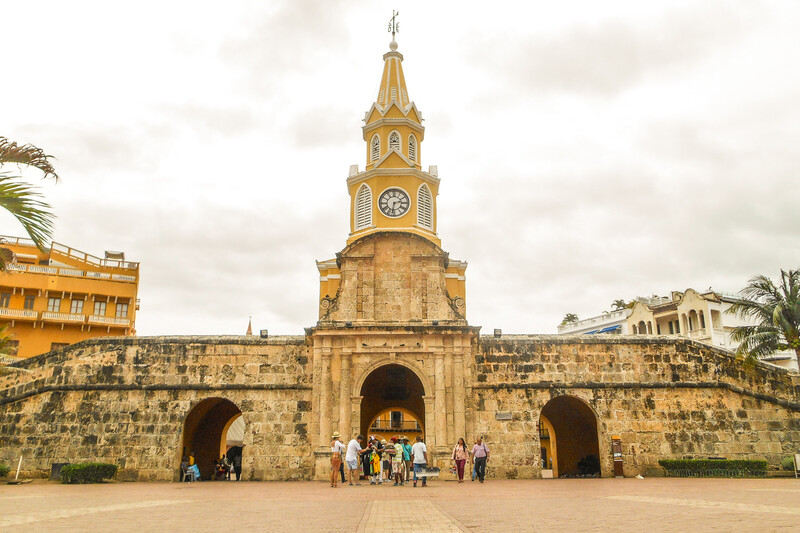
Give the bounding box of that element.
[316,37,467,314]
[0,235,139,359]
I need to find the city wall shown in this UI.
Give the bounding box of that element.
[0,334,798,481]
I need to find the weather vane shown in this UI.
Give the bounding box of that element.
[388,10,399,39]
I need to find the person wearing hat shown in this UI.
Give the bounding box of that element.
[380,438,392,482]
[401,436,413,484]
[330,431,345,487]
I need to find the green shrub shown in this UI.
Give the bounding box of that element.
[60,462,118,484]
[781,456,796,471]
[0,464,10,477]
[658,459,767,477]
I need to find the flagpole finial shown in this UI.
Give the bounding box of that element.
[388,10,399,48]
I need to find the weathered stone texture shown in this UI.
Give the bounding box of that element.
[0,336,312,481]
[471,335,800,478]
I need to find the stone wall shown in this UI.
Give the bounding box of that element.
[0,336,312,481]
[469,335,800,478]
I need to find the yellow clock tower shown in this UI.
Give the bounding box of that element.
[315,30,467,325]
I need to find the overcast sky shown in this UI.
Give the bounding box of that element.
[3,1,799,336]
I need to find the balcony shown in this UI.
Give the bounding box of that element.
[88,315,130,327]
[42,312,85,324]
[688,328,709,340]
[369,420,422,432]
[0,308,38,321]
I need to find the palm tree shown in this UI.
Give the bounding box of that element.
[611,299,628,311]
[728,269,800,362]
[0,136,58,270]
[561,313,579,325]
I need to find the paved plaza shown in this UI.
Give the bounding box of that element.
[1,478,799,532]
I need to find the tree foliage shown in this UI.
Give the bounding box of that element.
[728,269,800,362]
[561,313,579,325]
[0,136,58,268]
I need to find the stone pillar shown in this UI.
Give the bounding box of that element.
[352,396,363,438]
[445,352,455,446]
[453,354,466,442]
[339,352,351,437]
[318,352,332,447]
[434,354,446,449]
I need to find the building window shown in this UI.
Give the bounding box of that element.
[47,297,61,312]
[94,301,107,316]
[668,321,674,334]
[417,184,433,230]
[70,299,84,314]
[371,135,380,161]
[50,342,69,351]
[0,293,10,308]
[24,295,35,310]
[116,302,129,318]
[354,184,373,231]
[675,320,680,334]
[389,131,400,151]
[408,134,417,162]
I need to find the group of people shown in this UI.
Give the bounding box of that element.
[330,432,490,487]
[181,450,243,482]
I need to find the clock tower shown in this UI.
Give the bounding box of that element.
[315,32,467,326]
[345,36,440,247]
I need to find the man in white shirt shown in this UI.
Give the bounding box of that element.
[345,435,365,486]
[411,435,428,487]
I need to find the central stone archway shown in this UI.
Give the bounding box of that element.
[359,364,426,440]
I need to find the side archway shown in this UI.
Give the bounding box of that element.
[539,395,601,478]
[180,397,243,480]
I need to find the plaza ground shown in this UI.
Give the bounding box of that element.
[1,478,799,532]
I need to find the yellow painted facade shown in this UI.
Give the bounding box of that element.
[317,38,467,310]
[0,236,139,359]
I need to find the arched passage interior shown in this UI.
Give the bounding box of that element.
[181,398,243,480]
[359,364,425,440]
[540,395,601,478]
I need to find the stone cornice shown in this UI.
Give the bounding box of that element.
[346,167,440,188]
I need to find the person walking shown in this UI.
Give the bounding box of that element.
[345,435,365,485]
[451,437,469,483]
[411,435,428,487]
[471,436,490,483]
[330,431,345,487]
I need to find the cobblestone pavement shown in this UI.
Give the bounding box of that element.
[1,478,799,532]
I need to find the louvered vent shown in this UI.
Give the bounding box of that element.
[391,87,397,100]
[355,184,372,230]
[371,135,380,161]
[389,131,400,151]
[408,135,417,161]
[402,89,408,103]
[417,185,433,230]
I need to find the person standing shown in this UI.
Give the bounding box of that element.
[232,452,243,481]
[451,437,469,483]
[401,436,413,485]
[345,435,365,486]
[471,436,490,483]
[330,431,345,487]
[391,437,405,485]
[411,435,428,487]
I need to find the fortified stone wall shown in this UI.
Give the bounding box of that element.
[469,335,800,478]
[0,336,312,481]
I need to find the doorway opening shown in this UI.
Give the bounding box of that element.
[359,364,425,440]
[539,395,601,478]
[181,397,243,480]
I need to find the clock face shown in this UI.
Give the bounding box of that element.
[378,188,410,217]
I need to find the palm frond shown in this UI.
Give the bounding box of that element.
[0,136,58,181]
[0,174,55,249]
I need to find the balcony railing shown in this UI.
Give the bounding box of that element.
[5,262,136,284]
[369,420,422,432]
[88,315,130,327]
[42,312,85,323]
[51,242,138,270]
[0,308,38,320]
